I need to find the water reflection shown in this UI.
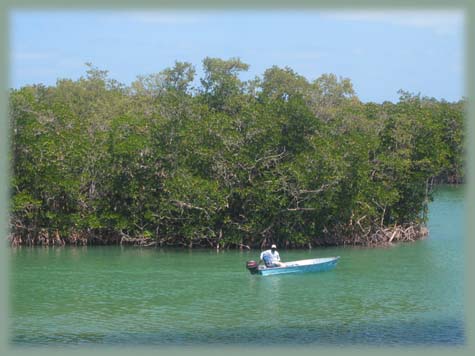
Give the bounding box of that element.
[9,186,465,346]
[250,274,283,317]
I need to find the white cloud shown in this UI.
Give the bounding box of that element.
[127,11,207,25]
[321,10,464,35]
[13,51,54,61]
[13,50,84,67]
[292,50,327,61]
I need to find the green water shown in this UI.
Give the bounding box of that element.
[9,186,465,346]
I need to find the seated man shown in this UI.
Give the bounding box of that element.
[259,244,286,268]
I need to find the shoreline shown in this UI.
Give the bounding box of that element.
[7,223,428,249]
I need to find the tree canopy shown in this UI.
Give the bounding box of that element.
[8,58,465,248]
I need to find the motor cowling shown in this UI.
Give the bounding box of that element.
[246,260,259,274]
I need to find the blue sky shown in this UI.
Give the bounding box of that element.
[10,10,464,103]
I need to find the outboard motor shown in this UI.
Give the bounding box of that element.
[246,260,259,274]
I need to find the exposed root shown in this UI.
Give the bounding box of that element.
[7,223,428,249]
[317,223,429,247]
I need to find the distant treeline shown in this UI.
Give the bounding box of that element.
[8,58,465,248]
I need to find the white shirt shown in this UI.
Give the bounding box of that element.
[260,249,280,265]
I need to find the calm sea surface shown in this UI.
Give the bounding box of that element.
[9,186,465,347]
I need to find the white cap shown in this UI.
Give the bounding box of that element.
[271,244,277,249]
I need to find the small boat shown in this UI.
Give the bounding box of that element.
[246,256,340,276]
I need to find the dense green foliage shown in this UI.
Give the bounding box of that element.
[9,59,465,247]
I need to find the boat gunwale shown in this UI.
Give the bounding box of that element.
[258,256,340,272]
